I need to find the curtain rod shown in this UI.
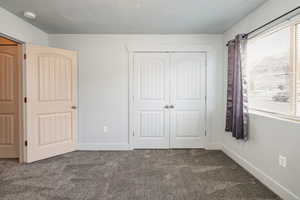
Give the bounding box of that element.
[226,6,300,46]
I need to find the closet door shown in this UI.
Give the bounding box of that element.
[133,53,170,148]
[170,53,206,148]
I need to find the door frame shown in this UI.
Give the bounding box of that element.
[127,44,215,149]
[0,33,26,162]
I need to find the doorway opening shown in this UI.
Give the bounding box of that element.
[0,33,78,163]
[0,34,25,162]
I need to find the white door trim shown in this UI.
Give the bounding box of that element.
[127,44,215,149]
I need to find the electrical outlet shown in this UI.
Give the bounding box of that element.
[279,155,287,168]
[282,156,287,167]
[278,156,281,166]
[103,126,108,133]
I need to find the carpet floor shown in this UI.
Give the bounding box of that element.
[0,150,280,200]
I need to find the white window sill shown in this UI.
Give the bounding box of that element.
[249,109,300,124]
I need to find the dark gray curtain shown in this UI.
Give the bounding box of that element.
[225,34,249,140]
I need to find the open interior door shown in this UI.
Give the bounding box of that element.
[25,45,77,163]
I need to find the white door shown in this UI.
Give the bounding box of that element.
[25,45,78,162]
[0,46,21,158]
[170,53,206,148]
[133,53,170,148]
[132,52,206,149]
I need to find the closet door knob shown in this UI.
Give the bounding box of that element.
[71,106,77,110]
[164,105,169,109]
[169,105,174,109]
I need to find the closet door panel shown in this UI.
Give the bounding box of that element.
[133,53,170,148]
[170,53,206,148]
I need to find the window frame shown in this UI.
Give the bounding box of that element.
[247,17,300,121]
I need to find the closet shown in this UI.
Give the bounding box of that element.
[132,52,207,148]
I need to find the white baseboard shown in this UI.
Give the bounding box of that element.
[205,143,222,150]
[77,143,132,151]
[77,143,222,151]
[222,145,299,200]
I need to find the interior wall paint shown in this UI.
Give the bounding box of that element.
[48,34,224,149]
[223,0,300,199]
[0,7,48,45]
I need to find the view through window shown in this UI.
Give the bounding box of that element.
[247,22,300,118]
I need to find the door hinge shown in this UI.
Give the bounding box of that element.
[24,97,28,103]
[205,129,207,136]
[24,54,27,60]
[25,140,28,146]
[133,130,135,136]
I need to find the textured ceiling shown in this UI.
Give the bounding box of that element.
[0,0,267,34]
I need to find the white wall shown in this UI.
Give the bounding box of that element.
[0,7,48,45]
[48,34,224,150]
[223,0,300,200]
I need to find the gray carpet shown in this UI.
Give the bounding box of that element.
[0,150,280,200]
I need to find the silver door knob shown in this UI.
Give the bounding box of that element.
[164,105,169,109]
[169,105,174,109]
[71,106,77,110]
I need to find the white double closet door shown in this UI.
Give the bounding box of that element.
[132,52,207,149]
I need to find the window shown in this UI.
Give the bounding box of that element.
[247,21,300,118]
